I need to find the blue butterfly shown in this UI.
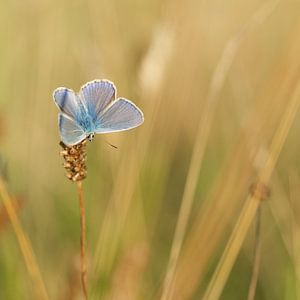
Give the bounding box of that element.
[53,80,144,146]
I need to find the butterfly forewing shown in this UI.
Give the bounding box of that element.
[53,88,81,120]
[95,98,144,133]
[80,80,116,123]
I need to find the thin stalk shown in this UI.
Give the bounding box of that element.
[203,77,300,300]
[247,206,262,300]
[160,1,280,299]
[160,23,242,300]
[77,180,88,299]
[0,178,49,300]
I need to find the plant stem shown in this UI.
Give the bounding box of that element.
[77,180,88,299]
[160,2,280,299]
[247,205,262,300]
[203,66,300,300]
[0,178,49,300]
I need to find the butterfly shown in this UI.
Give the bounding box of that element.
[53,80,144,146]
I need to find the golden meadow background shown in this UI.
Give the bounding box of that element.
[0,0,300,299]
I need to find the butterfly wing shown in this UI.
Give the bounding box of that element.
[59,113,87,146]
[53,87,82,119]
[80,80,116,123]
[53,87,92,143]
[54,81,143,143]
[95,98,144,133]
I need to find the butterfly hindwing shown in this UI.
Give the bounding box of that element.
[59,113,86,146]
[95,98,144,133]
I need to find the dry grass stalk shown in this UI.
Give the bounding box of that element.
[250,170,300,298]
[77,180,88,300]
[172,140,257,299]
[247,205,262,300]
[288,172,300,300]
[203,80,300,300]
[91,22,174,296]
[160,1,280,299]
[160,26,240,300]
[0,196,24,234]
[0,178,49,300]
[60,140,88,299]
[172,24,300,298]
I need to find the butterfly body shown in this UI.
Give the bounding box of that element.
[53,80,144,146]
[74,98,95,134]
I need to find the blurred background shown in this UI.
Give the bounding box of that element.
[0,0,300,299]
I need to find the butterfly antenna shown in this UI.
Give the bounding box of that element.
[105,140,118,149]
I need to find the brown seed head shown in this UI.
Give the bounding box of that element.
[59,140,88,182]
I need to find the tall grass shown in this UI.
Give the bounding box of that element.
[0,178,48,300]
[0,0,300,299]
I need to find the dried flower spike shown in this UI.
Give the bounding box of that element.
[60,140,87,182]
[53,79,144,300]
